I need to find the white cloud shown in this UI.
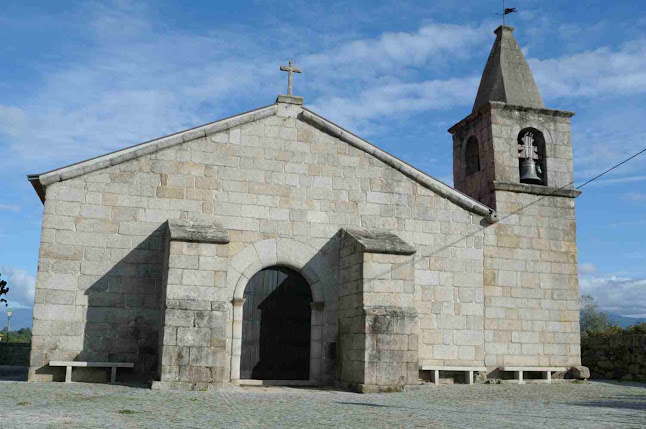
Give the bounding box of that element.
[585,174,646,186]
[0,106,28,138]
[0,204,20,212]
[0,15,493,172]
[309,77,479,133]
[580,274,646,318]
[0,267,35,309]
[531,39,646,100]
[579,263,598,275]
[624,192,646,203]
[0,4,280,171]
[302,22,489,79]
[526,39,646,181]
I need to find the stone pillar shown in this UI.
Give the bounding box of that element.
[229,297,245,383]
[338,228,418,393]
[153,220,230,390]
[310,301,325,381]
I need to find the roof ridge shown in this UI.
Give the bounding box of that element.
[28,104,277,200]
[27,101,498,222]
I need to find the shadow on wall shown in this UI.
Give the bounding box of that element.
[310,232,341,381]
[36,225,166,383]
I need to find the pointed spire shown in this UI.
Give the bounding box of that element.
[472,26,544,112]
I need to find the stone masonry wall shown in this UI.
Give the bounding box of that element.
[30,100,491,383]
[338,235,365,386]
[0,343,31,366]
[481,104,580,368]
[156,238,229,389]
[452,103,575,211]
[338,232,418,392]
[483,190,580,368]
[452,108,496,208]
[488,105,574,190]
[582,331,646,381]
[451,102,580,370]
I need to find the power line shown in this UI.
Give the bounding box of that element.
[369,146,646,276]
[502,147,646,220]
[576,148,646,189]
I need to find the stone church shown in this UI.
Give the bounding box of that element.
[27,26,582,391]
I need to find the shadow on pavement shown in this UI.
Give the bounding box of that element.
[0,365,28,381]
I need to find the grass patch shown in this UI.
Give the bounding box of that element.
[118,409,136,415]
[16,401,31,406]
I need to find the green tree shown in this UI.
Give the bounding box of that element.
[0,273,8,306]
[580,295,615,335]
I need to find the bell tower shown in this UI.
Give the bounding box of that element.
[449,25,576,209]
[449,26,583,370]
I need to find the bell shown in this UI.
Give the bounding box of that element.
[520,157,542,184]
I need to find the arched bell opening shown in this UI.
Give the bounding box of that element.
[518,127,547,185]
[240,266,313,380]
[465,135,481,176]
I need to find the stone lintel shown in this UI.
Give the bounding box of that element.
[276,95,304,105]
[342,228,416,256]
[492,181,582,198]
[167,219,230,244]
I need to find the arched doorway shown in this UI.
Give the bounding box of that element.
[241,266,313,380]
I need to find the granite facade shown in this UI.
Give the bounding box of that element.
[28,94,581,387]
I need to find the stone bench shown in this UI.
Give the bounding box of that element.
[420,366,487,385]
[49,361,134,383]
[503,366,566,384]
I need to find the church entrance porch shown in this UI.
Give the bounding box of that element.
[241,267,313,380]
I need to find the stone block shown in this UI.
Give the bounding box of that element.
[169,255,199,270]
[165,309,194,327]
[189,347,226,367]
[176,328,211,347]
[182,270,214,286]
[454,330,484,346]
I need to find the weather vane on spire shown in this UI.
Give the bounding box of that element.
[496,0,516,25]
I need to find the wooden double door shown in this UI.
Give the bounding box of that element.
[241,267,312,380]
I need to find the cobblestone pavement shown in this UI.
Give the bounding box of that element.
[0,381,644,428]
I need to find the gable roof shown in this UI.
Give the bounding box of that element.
[28,103,277,201]
[28,100,497,222]
[473,25,544,112]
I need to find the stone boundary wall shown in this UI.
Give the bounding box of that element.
[582,332,646,381]
[0,343,31,366]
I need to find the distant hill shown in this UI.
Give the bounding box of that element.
[0,308,32,330]
[608,313,646,328]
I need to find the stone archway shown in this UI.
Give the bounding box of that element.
[226,238,337,384]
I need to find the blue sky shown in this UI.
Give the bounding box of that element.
[0,0,645,325]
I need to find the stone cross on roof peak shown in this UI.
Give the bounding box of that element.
[280,60,301,97]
